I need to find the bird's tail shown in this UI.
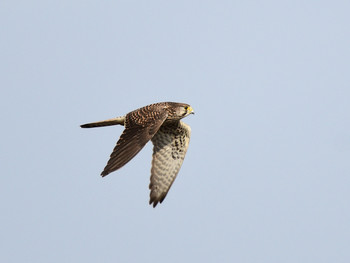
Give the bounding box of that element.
[80,116,125,128]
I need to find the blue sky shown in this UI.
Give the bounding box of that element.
[1,1,350,262]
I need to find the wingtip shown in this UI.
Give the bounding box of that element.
[149,200,159,208]
[149,196,165,208]
[100,170,109,177]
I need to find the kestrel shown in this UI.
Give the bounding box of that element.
[81,102,194,207]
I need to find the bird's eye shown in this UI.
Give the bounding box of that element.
[184,106,188,110]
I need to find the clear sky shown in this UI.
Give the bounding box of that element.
[1,1,349,262]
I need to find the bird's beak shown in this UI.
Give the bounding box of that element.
[188,106,195,115]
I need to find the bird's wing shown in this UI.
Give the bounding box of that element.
[149,121,191,207]
[101,109,168,176]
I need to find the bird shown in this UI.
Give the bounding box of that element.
[80,102,194,207]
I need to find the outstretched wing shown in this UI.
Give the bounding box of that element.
[149,121,191,207]
[101,108,168,176]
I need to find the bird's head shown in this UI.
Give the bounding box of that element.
[166,102,195,120]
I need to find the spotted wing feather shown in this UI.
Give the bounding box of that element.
[101,107,168,176]
[149,121,191,207]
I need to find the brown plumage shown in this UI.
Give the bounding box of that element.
[80,102,194,207]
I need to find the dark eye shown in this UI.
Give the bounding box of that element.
[184,106,188,110]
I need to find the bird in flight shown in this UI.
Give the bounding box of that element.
[81,102,194,207]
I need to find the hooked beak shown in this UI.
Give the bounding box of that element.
[188,106,195,115]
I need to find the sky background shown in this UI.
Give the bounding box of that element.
[1,1,350,262]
